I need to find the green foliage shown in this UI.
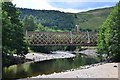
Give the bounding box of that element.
[97,25,109,61]
[23,15,65,32]
[66,46,77,51]
[19,7,112,31]
[97,2,120,62]
[30,45,81,53]
[19,8,75,30]
[23,15,37,31]
[30,46,66,53]
[2,2,28,56]
[35,23,60,32]
[74,7,113,31]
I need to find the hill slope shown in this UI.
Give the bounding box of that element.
[19,8,75,30]
[18,7,113,31]
[73,7,113,31]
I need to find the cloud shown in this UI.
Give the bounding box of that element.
[12,0,118,13]
[47,0,118,2]
[12,0,52,10]
[12,0,83,13]
[12,0,79,13]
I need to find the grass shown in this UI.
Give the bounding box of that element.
[74,7,113,31]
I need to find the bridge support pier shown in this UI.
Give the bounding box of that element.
[70,31,73,44]
[87,31,90,43]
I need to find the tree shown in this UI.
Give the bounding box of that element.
[2,2,28,56]
[23,15,37,31]
[107,2,120,61]
[97,1,120,62]
[97,26,108,61]
[36,23,45,31]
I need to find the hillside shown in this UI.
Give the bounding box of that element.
[18,7,113,32]
[73,7,113,31]
[19,8,75,31]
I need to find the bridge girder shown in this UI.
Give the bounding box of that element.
[26,31,97,46]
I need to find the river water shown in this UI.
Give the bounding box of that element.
[2,54,98,79]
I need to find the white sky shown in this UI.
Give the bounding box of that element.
[12,0,119,13]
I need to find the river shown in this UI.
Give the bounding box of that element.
[2,50,98,79]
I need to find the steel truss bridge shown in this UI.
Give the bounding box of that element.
[26,31,97,46]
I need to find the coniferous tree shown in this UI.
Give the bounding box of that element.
[23,15,37,31]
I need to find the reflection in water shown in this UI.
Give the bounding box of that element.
[3,54,99,79]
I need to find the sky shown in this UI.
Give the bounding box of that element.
[12,0,119,13]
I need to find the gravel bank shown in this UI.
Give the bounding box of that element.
[25,51,76,62]
[25,49,97,63]
[32,63,118,78]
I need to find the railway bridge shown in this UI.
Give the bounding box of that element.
[26,31,97,46]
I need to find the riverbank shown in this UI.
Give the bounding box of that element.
[9,49,96,67]
[8,49,97,67]
[25,49,97,63]
[31,63,118,78]
[25,51,76,62]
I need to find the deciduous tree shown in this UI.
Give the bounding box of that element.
[2,2,28,56]
[97,1,120,62]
